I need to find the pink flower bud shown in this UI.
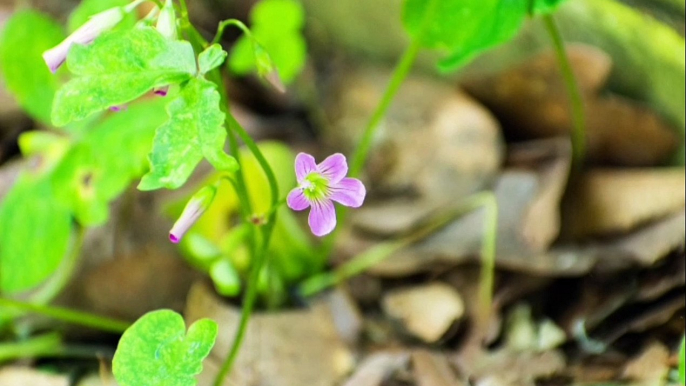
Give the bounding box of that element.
[169,185,217,243]
[42,7,125,73]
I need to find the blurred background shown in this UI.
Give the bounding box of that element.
[0,0,684,385]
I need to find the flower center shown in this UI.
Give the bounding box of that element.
[301,172,329,201]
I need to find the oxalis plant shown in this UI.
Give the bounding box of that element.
[0,0,589,385]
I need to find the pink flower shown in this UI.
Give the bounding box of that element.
[287,153,366,237]
[42,7,125,73]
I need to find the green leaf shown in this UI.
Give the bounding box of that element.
[198,44,228,75]
[531,0,568,15]
[52,27,196,127]
[0,175,72,294]
[68,0,136,33]
[402,0,528,72]
[112,310,217,386]
[0,10,65,125]
[51,99,168,225]
[228,0,306,84]
[139,78,237,191]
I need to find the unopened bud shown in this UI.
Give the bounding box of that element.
[169,185,217,243]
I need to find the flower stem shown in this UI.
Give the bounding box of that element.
[213,116,280,386]
[348,39,422,178]
[471,191,498,329]
[212,19,252,46]
[0,333,62,363]
[0,298,130,334]
[542,13,586,169]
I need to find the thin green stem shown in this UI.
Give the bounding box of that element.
[320,39,422,258]
[212,19,252,46]
[214,116,280,386]
[473,192,498,328]
[0,333,62,363]
[543,14,586,169]
[348,39,422,178]
[0,298,130,334]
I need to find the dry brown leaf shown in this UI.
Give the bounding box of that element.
[622,342,671,386]
[455,349,566,386]
[462,44,679,166]
[326,65,503,201]
[564,168,685,239]
[185,282,355,386]
[341,352,410,386]
[382,283,465,343]
[412,350,463,386]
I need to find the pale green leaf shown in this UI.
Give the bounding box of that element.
[0,175,72,294]
[402,0,528,71]
[68,0,136,33]
[112,310,217,386]
[198,44,228,75]
[52,27,196,127]
[680,335,685,385]
[139,78,238,191]
[50,99,168,225]
[0,10,65,125]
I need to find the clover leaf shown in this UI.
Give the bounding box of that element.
[113,310,218,386]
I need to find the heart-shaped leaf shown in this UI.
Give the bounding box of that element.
[112,309,218,386]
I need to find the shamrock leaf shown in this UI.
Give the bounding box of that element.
[0,174,72,294]
[113,310,217,386]
[52,27,196,126]
[139,77,238,191]
[0,10,65,125]
[402,0,528,72]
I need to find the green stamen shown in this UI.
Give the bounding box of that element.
[302,172,329,201]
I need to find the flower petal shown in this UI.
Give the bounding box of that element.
[42,42,71,73]
[287,188,310,211]
[308,199,336,237]
[329,177,366,208]
[295,152,317,183]
[317,153,348,184]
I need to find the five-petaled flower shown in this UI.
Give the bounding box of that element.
[287,153,365,237]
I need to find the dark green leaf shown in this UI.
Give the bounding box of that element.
[0,175,72,294]
[402,0,528,72]
[52,27,196,126]
[0,10,65,125]
[112,310,217,386]
[139,78,238,191]
[68,0,136,33]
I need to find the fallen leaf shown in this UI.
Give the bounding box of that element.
[341,351,409,386]
[622,342,671,386]
[382,282,465,343]
[564,168,685,239]
[0,367,68,386]
[412,350,464,386]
